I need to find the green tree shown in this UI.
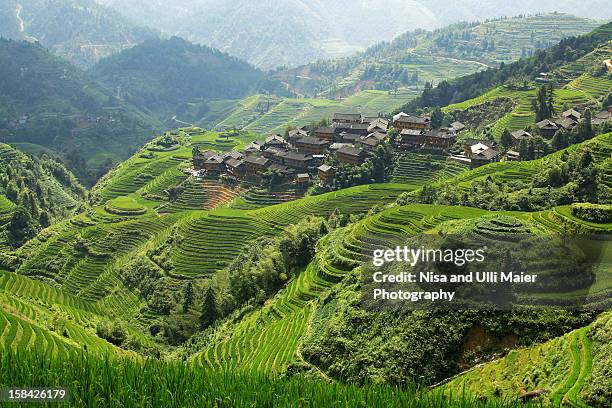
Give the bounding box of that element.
[518,139,530,160]
[430,107,444,128]
[8,206,38,247]
[500,129,513,149]
[200,287,218,329]
[183,282,194,313]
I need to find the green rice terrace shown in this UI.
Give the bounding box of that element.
[0,130,610,406]
[392,153,469,185]
[444,40,612,140]
[444,312,610,406]
[196,90,417,135]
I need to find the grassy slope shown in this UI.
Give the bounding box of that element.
[442,312,611,406]
[197,90,418,135]
[191,199,610,376]
[443,40,612,140]
[279,14,600,98]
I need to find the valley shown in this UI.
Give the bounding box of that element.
[0,8,610,408]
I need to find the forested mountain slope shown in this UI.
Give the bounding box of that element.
[90,37,288,117]
[278,13,601,97]
[0,38,162,184]
[0,143,85,255]
[0,0,156,68]
[95,0,611,69]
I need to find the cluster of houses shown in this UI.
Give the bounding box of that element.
[391,112,504,168]
[192,113,392,187]
[535,107,612,137]
[393,112,462,151]
[190,104,612,187]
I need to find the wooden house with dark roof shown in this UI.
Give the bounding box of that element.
[203,155,224,173]
[554,117,577,131]
[265,134,288,149]
[536,119,559,138]
[225,158,245,178]
[223,151,244,162]
[470,146,501,168]
[424,130,456,150]
[262,147,287,164]
[332,113,362,124]
[562,109,581,122]
[463,139,497,156]
[336,146,369,165]
[393,113,430,131]
[244,141,263,155]
[450,121,466,132]
[360,135,383,152]
[244,156,270,174]
[287,128,309,144]
[333,122,370,136]
[193,149,217,169]
[314,126,337,142]
[279,151,314,171]
[295,136,329,155]
[339,132,362,144]
[399,129,425,149]
[296,173,310,189]
[367,118,389,133]
[318,164,336,186]
[511,130,532,146]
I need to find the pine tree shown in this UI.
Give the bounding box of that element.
[200,287,218,329]
[430,107,444,128]
[182,282,194,313]
[519,139,529,160]
[500,129,513,149]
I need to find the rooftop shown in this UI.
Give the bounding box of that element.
[225,158,244,168]
[244,156,270,166]
[337,146,367,157]
[296,136,329,146]
[536,119,558,129]
[333,113,362,121]
[318,164,335,172]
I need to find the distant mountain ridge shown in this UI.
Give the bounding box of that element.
[0,38,161,183]
[90,37,289,117]
[0,0,156,68]
[276,13,602,97]
[95,0,612,69]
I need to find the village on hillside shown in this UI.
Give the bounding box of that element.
[188,103,612,191]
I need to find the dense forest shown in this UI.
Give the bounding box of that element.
[91,37,289,117]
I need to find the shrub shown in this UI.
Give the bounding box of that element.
[571,203,611,223]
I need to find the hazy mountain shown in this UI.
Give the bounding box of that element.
[277,13,601,97]
[0,38,161,183]
[90,37,288,117]
[0,0,156,68]
[95,0,612,69]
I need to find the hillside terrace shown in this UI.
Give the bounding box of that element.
[190,103,611,188]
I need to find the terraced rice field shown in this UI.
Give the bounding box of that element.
[192,196,611,375]
[0,195,15,215]
[444,325,595,406]
[161,179,239,213]
[0,270,124,356]
[192,205,490,372]
[205,91,412,135]
[445,42,611,140]
[392,153,468,185]
[230,188,301,210]
[170,184,413,278]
